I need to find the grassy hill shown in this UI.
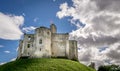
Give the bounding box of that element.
[0,58,96,71]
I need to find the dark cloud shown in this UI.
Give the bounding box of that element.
[57,0,120,68]
[79,49,92,61]
[107,49,120,59]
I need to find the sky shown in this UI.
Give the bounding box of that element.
[0,0,120,69]
[0,0,76,65]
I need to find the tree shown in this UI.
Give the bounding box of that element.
[98,65,120,71]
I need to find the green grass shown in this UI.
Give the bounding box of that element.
[0,58,96,71]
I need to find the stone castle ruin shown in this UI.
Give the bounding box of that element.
[17,23,78,60]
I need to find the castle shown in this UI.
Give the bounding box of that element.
[17,23,78,60]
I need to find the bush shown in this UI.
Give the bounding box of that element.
[98,64,120,71]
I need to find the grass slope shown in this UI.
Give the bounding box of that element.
[0,58,96,71]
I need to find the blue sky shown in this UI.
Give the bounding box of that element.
[0,0,77,64]
[1,0,120,68]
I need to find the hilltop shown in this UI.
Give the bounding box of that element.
[0,58,96,71]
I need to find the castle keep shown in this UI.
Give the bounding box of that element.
[18,24,78,60]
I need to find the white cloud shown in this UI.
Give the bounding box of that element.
[33,17,39,23]
[4,50,10,53]
[57,0,120,68]
[0,58,16,66]
[0,45,4,48]
[22,26,36,33]
[0,62,6,65]
[0,12,24,40]
[10,58,16,61]
[22,13,25,16]
[16,47,19,52]
[53,0,56,2]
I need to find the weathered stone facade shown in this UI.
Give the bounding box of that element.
[17,24,78,60]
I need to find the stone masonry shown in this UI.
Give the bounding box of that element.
[17,23,78,60]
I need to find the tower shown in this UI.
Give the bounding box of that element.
[17,23,78,60]
[33,27,52,58]
[89,62,95,69]
[50,23,57,33]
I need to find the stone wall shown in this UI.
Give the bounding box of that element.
[50,24,56,33]
[69,40,78,60]
[17,40,23,59]
[18,24,78,60]
[33,27,51,58]
[22,34,35,57]
[51,33,69,57]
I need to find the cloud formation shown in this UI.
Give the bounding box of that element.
[53,0,56,2]
[0,62,6,65]
[0,12,24,40]
[0,45,4,48]
[4,51,10,53]
[22,26,36,33]
[57,0,120,68]
[33,17,39,23]
[10,58,16,61]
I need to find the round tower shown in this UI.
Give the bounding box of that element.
[50,23,57,33]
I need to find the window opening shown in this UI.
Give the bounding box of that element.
[28,36,31,40]
[47,32,49,35]
[27,44,30,48]
[39,39,42,44]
